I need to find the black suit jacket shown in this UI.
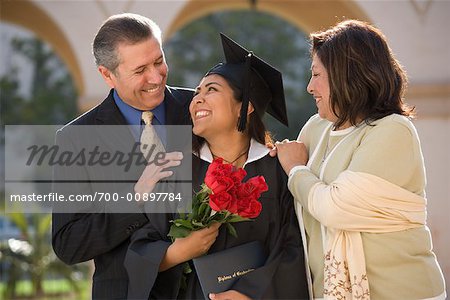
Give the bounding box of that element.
[52,87,193,299]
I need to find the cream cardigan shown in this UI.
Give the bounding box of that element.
[288,114,446,300]
[309,170,425,299]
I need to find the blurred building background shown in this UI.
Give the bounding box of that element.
[1,0,449,298]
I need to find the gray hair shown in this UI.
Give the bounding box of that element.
[92,13,162,72]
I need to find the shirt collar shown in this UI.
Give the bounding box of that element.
[113,89,166,125]
[113,90,141,125]
[196,139,269,168]
[151,100,166,125]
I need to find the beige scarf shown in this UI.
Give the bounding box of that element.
[308,170,426,299]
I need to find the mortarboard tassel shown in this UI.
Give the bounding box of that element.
[237,52,253,132]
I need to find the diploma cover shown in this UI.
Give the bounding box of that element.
[193,241,267,299]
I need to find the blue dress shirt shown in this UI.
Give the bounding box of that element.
[113,89,166,143]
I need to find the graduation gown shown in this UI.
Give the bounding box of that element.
[125,143,309,299]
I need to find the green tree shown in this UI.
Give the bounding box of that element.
[0,69,26,125]
[1,36,78,125]
[1,213,87,299]
[165,10,315,139]
[1,35,79,202]
[1,34,84,298]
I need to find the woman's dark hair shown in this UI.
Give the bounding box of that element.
[310,20,415,128]
[192,75,273,155]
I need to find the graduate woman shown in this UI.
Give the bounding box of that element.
[124,34,310,300]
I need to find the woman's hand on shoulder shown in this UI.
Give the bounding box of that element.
[209,290,251,300]
[273,140,308,174]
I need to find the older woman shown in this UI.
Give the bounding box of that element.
[275,20,446,300]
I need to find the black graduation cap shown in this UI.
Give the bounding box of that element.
[206,33,288,132]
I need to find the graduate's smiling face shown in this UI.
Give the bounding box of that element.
[98,37,168,110]
[190,74,242,139]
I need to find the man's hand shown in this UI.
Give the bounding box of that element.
[209,290,251,300]
[274,140,308,175]
[134,151,183,197]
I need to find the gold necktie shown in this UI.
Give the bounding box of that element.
[140,111,165,162]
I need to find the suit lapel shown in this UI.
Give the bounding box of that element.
[94,91,136,150]
[164,87,189,125]
[95,90,128,126]
[93,90,145,179]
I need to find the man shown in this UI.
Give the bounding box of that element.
[52,13,193,299]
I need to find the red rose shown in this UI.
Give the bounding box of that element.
[225,187,239,213]
[205,158,234,189]
[246,176,268,197]
[238,198,262,218]
[210,191,237,212]
[230,168,247,184]
[235,176,268,200]
[207,176,235,194]
[168,159,269,240]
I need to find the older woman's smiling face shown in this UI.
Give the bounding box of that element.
[307,54,337,123]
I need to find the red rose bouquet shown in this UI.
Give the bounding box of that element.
[168,158,268,239]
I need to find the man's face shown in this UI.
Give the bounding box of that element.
[101,37,168,110]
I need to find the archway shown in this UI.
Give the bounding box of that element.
[1,0,84,96]
[165,0,370,40]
